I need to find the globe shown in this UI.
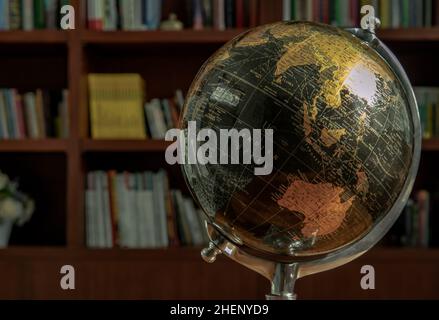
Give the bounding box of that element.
[181,22,420,267]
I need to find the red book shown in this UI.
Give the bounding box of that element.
[249,0,259,27]
[14,92,26,139]
[322,0,330,24]
[350,0,359,27]
[236,0,245,28]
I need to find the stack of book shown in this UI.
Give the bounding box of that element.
[283,0,439,28]
[389,190,431,247]
[0,0,69,30]
[0,89,68,139]
[144,91,184,139]
[414,87,439,139]
[85,170,209,248]
[88,73,184,139]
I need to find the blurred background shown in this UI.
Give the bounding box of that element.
[0,0,438,299]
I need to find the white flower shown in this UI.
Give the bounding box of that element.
[17,199,35,226]
[0,172,9,190]
[0,198,23,221]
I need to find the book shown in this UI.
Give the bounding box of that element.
[88,74,147,139]
[33,0,45,29]
[22,0,34,30]
[9,0,22,29]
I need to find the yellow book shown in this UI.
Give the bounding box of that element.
[88,74,147,139]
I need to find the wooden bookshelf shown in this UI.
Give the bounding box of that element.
[0,0,438,299]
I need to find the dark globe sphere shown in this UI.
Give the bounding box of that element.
[181,21,417,262]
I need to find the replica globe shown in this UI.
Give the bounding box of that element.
[180,21,421,298]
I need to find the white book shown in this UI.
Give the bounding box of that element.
[101,172,113,248]
[0,90,9,139]
[121,0,135,30]
[391,0,400,29]
[103,0,117,31]
[23,92,38,139]
[22,0,34,30]
[150,99,168,139]
[282,0,291,21]
[88,0,104,29]
[145,102,158,138]
[133,0,144,30]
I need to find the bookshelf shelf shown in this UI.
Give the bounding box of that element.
[378,28,439,42]
[422,139,439,151]
[0,31,68,44]
[81,29,247,45]
[81,139,171,152]
[1,246,437,262]
[0,139,69,153]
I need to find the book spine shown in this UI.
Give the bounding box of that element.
[391,0,400,28]
[85,172,96,248]
[213,0,226,30]
[34,0,45,29]
[9,0,21,30]
[24,92,38,139]
[88,0,104,30]
[0,0,10,30]
[0,90,7,139]
[236,0,245,27]
[425,0,433,27]
[225,0,235,28]
[15,93,26,139]
[45,0,57,29]
[401,0,410,27]
[283,0,291,21]
[248,0,258,27]
[193,0,204,30]
[202,0,213,27]
[22,0,34,30]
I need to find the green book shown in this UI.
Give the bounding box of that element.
[401,0,409,28]
[33,0,45,29]
[290,0,296,21]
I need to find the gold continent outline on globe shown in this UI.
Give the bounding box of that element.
[182,21,414,259]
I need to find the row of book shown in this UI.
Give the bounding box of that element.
[0,0,69,30]
[85,170,209,248]
[87,0,163,30]
[88,73,183,139]
[0,89,68,140]
[87,0,261,31]
[389,190,431,247]
[144,93,183,139]
[414,87,439,139]
[282,0,439,28]
[188,0,260,30]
